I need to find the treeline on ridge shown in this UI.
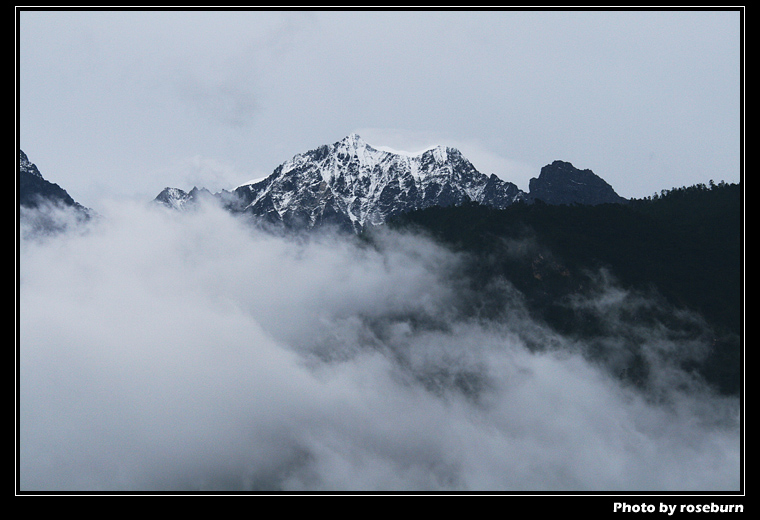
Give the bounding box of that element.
[384,181,742,395]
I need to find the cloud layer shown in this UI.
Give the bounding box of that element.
[18,202,740,492]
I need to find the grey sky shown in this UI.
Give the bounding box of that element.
[19,9,742,209]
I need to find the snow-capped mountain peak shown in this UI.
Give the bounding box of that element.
[153,135,627,232]
[219,134,526,231]
[156,134,526,232]
[20,150,43,179]
[337,132,373,154]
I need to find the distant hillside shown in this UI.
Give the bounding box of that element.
[387,182,742,395]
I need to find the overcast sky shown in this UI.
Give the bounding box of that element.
[18,9,742,209]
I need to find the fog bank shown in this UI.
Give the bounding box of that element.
[18,201,740,491]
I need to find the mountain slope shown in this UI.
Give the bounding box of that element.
[18,150,92,233]
[157,134,526,231]
[19,150,88,212]
[528,160,626,205]
[232,134,528,231]
[388,182,741,395]
[155,134,631,232]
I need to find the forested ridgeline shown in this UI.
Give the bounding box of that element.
[384,182,742,395]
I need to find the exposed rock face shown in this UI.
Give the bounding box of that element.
[19,149,92,234]
[157,134,526,232]
[19,150,84,210]
[155,137,628,232]
[528,160,626,206]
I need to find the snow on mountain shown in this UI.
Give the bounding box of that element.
[19,150,44,179]
[19,149,90,214]
[216,133,525,232]
[19,149,93,235]
[154,135,626,232]
[154,187,193,210]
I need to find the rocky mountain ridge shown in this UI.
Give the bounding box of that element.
[155,134,626,232]
[19,150,88,212]
[528,160,627,206]
[18,150,93,234]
